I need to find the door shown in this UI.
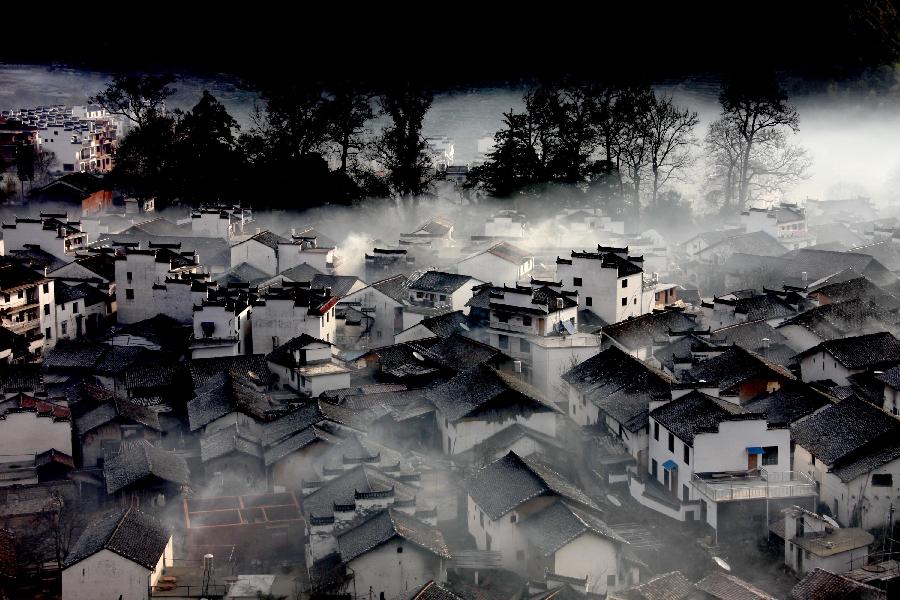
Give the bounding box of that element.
[748,453,758,470]
[796,545,803,573]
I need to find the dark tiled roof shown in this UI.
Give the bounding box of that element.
[684,345,795,393]
[263,402,327,447]
[311,274,363,298]
[711,320,788,353]
[410,271,478,294]
[742,383,833,426]
[54,281,107,307]
[124,365,179,391]
[426,364,559,423]
[266,334,332,369]
[791,397,900,480]
[419,333,503,372]
[795,331,900,369]
[74,396,162,436]
[813,276,900,310]
[778,299,896,342]
[370,274,412,302]
[650,391,749,445]
[414,311,471,338]
[188,371,284,431]
[214,262,271,286]
[9,246,68,272]
[485,241,530,264]
[337,509,450,563]
[247,230,288,250]
[465,452,600,520]
[694,572,778,600]
[42,340,107,370]
[702,230,788,257]
[409,581,464,600]
[279,263,324,282]
[263,425,337,466]
[790,568,886,600]
[519,500,623,556]
[601,309,696,351]
[111,314,192,351]
[611,571,694,600]
[732,294,797,321]
[0,364,43,394]
[189,354,274,387]
[104,440,190,494]
[302,465,416,518]
[0,257,47,291]
[64,508,169,569]
[199,425,262,462]
[875,364,900,389]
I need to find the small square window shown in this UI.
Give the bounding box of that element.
[499,335,509,350]
[42,283,49,294]
[654,422,659,440]
[125,289,134,300]
[621,297,627,306]
[684,444,690,464]
[522,316,532,326]
[573,277,582,286]
[61,322,67,335]
[586,296,592,306]
[872,473,892,487]
[622,279,628,288]
[668,432,675,452]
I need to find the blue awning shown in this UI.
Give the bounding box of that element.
[746,447,765,455]
[662,459,678,471]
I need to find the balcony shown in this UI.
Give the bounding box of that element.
[490,321,534,334]
[692,469,816,502]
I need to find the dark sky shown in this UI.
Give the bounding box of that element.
[2,2,897,88]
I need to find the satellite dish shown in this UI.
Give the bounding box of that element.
[712,556,731,571]
[459,323,470,332]
[822,515,840,528]
[412,351,425,362]
[606,494,621,507]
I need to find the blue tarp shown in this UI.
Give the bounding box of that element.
[662,459,678,471]
[746,447,765,454]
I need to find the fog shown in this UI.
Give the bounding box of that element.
[4,64,900,210]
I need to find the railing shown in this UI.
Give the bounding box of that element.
[692,470,816,502]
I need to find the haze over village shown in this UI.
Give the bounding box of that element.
[0,7,900,600]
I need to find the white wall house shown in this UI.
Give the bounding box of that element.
[251,284,338,354]
[428,364,560,455]
[0,261,57,355]
[781,506,873,576]
[114,248,205,325]
[556,247,649,325]
[796,332,900,386]
[792,397,900,531]
[230,231,337,277]
[267,334,351,396]
[191,206,252,239]
[190,289,253,359]
[1,214,88,261]
[61,508,173,600]
[455,242,534,287]
[484,210,527,238]
[407,271,483,313]
[339,275,409,349]
[0,394,72,459]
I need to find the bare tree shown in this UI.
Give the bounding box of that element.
[704,74,810,210]
[616,86,655,220]
[646,95,699,205]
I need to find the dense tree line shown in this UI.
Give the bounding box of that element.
[91,76,436,209]
[467,74,809,221]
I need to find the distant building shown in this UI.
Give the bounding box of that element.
[556,246,651,324]
[190,205,252,239]
[779,506,872,576]
[483,210,528,239]
[741,203,815,250]
[2,213,88,260]
[400,216,455,248]
[365,247,415,281]
[266,334,350,396]
[251,283,338,353]
[30,173,113,216]
[455,241,534,287]
[0,258,56,355]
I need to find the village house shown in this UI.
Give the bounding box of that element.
[483,281,599,398]
[54,281,109,341]
[266,334,351,396]
[262,401,345,489]
[465,451,604,574]
[779,506,873,576]
[563,346,673,468]
[556,246,652,324]
[339,275,410,348]
[700,291,798,329]
[740,203,815,250]
[1,213,88,261]
[455,241,534,286]
[190,285,253,358]
[230,230,339,277]
[0,258,56,355]
[642,390,810,538]
[251,283,339,353]
[427,363,561,455]
[30,172,113,216]
[482,210,528,238]
[190,205,252,239]
[609,571,695,600]
[400,216,455,248]
[114,244,207,325]
[795,332,900,386]
[365,247,415,281]
[407,270,483,313]
[790,568,887,600]
[681,345,796,402]
[62,507,173,600]
[394,311,471,344]
[103,439,190,510]
[792,397,900,531]
[0,393,72,483]
[600,308,697,360]
[777,298,897,353]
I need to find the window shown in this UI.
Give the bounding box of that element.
[607,575,616,588]
[43,304,50,316]
[17,290,23,299]
[479,512,484,527]
[634,298,637,305]
[72,302,79,314]
[397,546,403,554]
[439,294,447,302]
[621,297,627,306]
[125,289,134,300]
[519,338,531,353]
[668,432,675,452]
[3,295,8,303]
[762,446,779,466]
[651,459,658,478]
[586,296,592,306]
[872,474,893,487]
[684,444,690,464]
[573,277,582,287]
[42,283,49,294]
[376,330,382,339]
[498,313,509,323]
[60,303,66,312]
[811,455,816,466]
[61,322,67,335]
[126,271,133,283]
[45,327,51,340]
[510,514,517,523]
[654,422,659,441]
[622,279,628,288]
[499,335,509,350]
[522,316,532,326]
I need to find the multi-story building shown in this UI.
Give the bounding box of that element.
[740,203,815,251]
[1,213,88,261]
[114,244,206,324]
[251,283,339,353]
[556,246,652,325]
[190,205,253,239]
[190,285,253,358]
[0,258,56,355]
